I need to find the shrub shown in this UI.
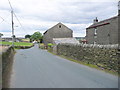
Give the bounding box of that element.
[39,43,45,49]
[47,43,53,47]
[47,43,54,52]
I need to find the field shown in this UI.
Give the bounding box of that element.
[21,39,30,42]
[0,41,33,46]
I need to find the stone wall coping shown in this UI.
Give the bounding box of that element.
[58,43,119,49]
[0,45,12,54]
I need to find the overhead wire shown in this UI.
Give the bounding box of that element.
[8,0,13,11]
[0,16,4,23]
[0,15,11,25]
[13,13,29,35]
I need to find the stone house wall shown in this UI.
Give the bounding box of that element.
[86,16,118,44]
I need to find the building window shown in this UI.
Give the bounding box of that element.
[94,28,97,39]
[94,28,97,35]
[59,25,61,28]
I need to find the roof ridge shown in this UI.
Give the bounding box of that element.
[87,15,118,29]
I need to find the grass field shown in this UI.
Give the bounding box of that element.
[21,39,30,42]
[0,41,33,46]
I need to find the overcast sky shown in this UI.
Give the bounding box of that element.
[0,0,118,37]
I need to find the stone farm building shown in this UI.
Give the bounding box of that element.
[43,23,73,45]
[86,16,118,45]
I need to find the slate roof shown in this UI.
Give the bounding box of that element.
[87,16,118,29]
[53,38,79,45]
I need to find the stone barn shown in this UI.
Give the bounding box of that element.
[43,23,73,45]
[86,16,118,45]
[53,38,79,45]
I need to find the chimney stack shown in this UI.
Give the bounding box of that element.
[93,17,98,24]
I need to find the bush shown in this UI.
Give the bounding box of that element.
[47,43,54,52]
[39,43,45,49]
[47,43,53,47]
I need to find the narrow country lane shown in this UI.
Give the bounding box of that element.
[10,44,118,88]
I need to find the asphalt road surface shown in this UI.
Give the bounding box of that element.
[10,44,118,88]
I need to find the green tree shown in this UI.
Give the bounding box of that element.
[0,33,3,38]
[25,34,31,38]
[30,32,42,42]
[40,36,43,43]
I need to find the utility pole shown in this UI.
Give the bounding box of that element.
[118,1,120,46]
[118,1,120,15]
[11,10,14,47]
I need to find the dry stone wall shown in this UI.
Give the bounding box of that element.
[57,44,119,72]
[1,46,15,88]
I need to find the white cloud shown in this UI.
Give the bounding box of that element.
[0,0,118,37]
